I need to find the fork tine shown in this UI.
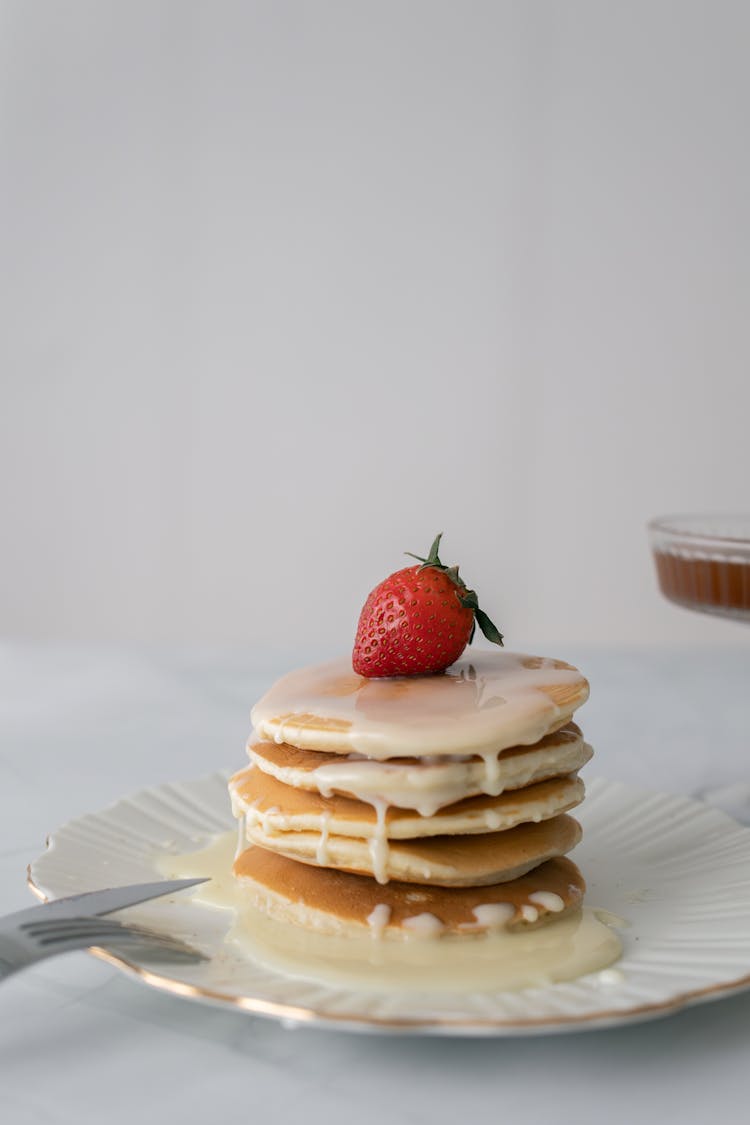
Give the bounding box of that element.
[22,917,128,936]
[39,934,160,950]
[35,926,205,958]
[23,915,124,929]
[42,926,185,944]
[24,921,182,946]
[35,927,133,947]
[2,912,207,977]
[22,922,132,942]
[22,916,190,948]
[106,932,200,951]
[24,917,174,938]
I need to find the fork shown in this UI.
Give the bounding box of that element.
[0,878,209,981]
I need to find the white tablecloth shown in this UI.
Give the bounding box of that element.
[2,642,750,1125]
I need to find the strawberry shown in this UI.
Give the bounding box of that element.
[352,533,503,677]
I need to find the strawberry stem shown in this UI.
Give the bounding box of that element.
[405,532,444,569]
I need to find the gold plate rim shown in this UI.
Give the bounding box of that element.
[26,864,750,1034]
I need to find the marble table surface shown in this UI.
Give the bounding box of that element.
[2,641,749,1125]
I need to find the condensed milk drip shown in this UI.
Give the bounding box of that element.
[468,903,516,930]
[158,833,623,993]
[235,813,246,859]
[402,913,444,938]
[366,903,391,939]
[368,799,390,885]
[255,726,592,817]
[316,813,331,866]
[251,653,589,760]
[529,891,565,913]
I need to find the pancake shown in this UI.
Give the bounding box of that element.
[233,847,587,938]
[243,813,582,887]
[230,765,585,840]
[250,652,589,759]
[247,722,592,815]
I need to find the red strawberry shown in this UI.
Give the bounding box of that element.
[352,533,503,677]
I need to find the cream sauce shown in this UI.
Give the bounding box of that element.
[157,833,622,994]
[467,903,516,929]
[250,653,588,760]
[529,891,565,913]
[251,734,592,816]
[368,798,390,885]
[235,813,246,860]
[366,903,391,939]
[401,913,445,938]
[316,813,331,866]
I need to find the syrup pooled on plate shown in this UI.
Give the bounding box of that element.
[159,832,622,993]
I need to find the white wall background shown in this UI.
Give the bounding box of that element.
[2,1,749,652]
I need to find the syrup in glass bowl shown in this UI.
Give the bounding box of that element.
[648,514,750,623]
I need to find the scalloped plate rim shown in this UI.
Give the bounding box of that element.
[27,773,750,1036]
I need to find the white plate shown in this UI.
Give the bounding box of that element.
[28,774,750,1036]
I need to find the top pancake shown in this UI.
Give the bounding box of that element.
[251,652,589,759]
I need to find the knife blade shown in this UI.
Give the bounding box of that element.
[13,877,209,926]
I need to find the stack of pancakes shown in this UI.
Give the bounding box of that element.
[229,652,592,940]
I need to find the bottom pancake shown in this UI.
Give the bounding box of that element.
[233,846,586,938]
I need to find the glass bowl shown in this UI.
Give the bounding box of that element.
[648,514,750,622]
